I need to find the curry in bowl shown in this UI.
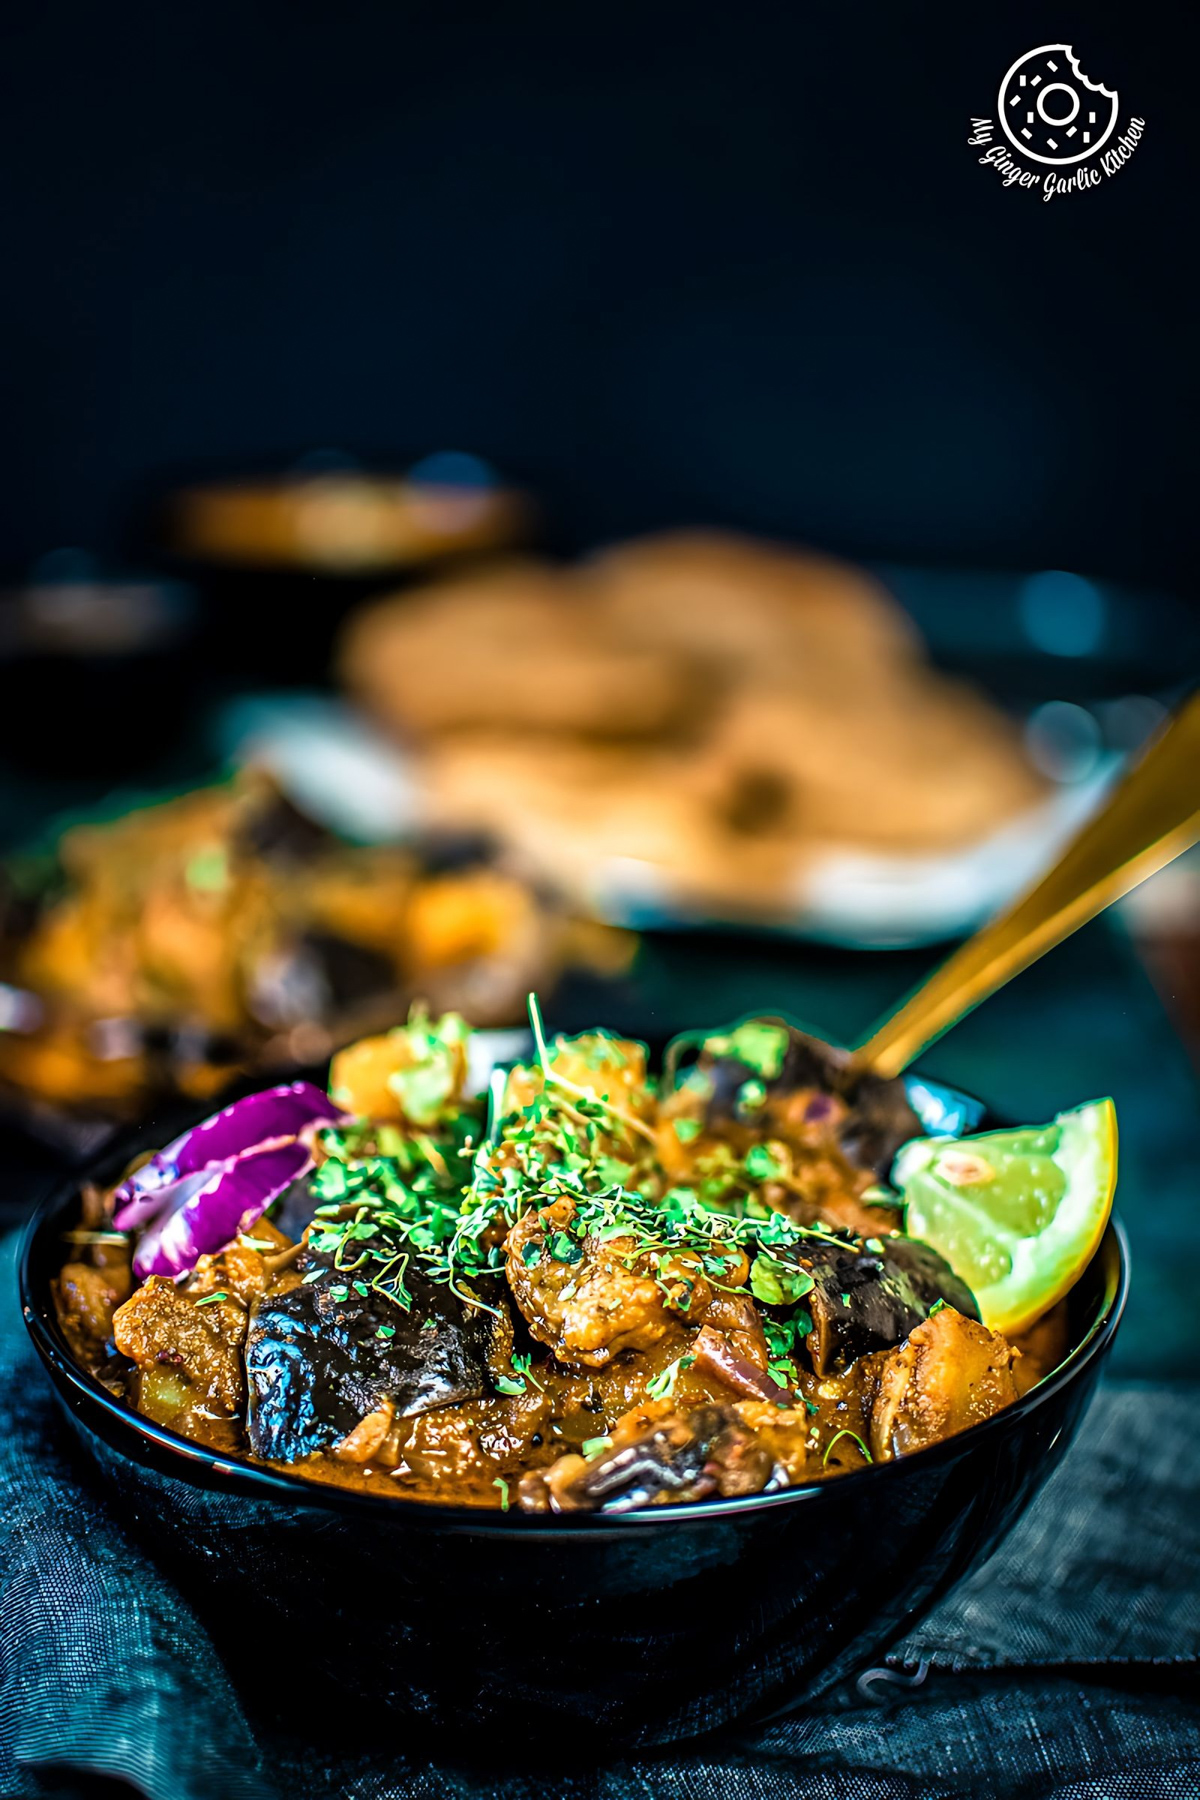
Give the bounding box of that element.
[53,1006,1115,1515]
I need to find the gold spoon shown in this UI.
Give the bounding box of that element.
[857,688,1200,1079]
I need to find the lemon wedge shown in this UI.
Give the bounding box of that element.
[892,1098,1117,1337]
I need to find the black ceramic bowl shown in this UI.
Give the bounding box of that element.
[19,1116,1127,1751]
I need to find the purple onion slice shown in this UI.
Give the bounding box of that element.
[113,1081,348,1280]
[132,1139,314,1280]
[690,1325,795,1404]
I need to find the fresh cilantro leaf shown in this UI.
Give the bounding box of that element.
[749,1253,815,1307]
[744,1143,784,1182]
[705,1021,789,1080]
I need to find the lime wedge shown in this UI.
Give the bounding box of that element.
[892,1098,1117,1337]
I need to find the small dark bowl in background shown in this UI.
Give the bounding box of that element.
[19,1114,1126,1751]
[150,455,531,687]
[0,559,199,784]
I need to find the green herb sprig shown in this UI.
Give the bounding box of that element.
[301,997,847,1323]
[822,1428,873,1467]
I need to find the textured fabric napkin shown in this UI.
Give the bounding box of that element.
[1,1237,1198,1800]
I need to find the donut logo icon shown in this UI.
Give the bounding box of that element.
[998,45,1119,165]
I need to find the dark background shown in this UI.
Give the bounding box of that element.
[0,0,1192,590]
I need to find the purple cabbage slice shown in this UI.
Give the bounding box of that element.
[113,1081,348,1280]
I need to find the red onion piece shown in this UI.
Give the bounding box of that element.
[691,1325,795,1404]
[114,1082,348,1279]
[114,1082,341,1225]
[132,1139,315,1280]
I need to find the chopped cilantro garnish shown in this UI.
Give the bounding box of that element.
[672,1117,702,1143]
[510,1351,544,1390]
[645,1352,697,1401]
[704,1020,789,1080]
[928,1298,947,1317]
[185,845,228,894]
[495,1351,544,1397]
[744,1143,784,1183]
[194,1291,228,1306]
[383,1011,471,1128]
[375,1123,405,1158]
[662,1275,696,1313]
[750,1253,816,1307]
[493,1477,511,1511]
[581,1436,612,1460]
[306,1003,844,1333]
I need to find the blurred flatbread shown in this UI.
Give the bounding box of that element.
[339,532,1046,925]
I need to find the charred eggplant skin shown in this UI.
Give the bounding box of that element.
[676,1019,923,1177]
[772,1028,924,1176]
[246,1260,506,1461]
[540,1406,770,1514]
[795,1236,979,1377]
[573,1415,719,1512]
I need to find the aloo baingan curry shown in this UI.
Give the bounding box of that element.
[55,1009,1079,1513]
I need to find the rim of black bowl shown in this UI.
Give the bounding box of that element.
[19,1164,1129,1536]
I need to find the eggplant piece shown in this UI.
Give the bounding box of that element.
[246,931,400,1031]
[571,1421,716,1512]
[772,1027,923,1176]
[834,1070,925,1183]
[786,1236,978,1377]
[415,827,497,874]
[549,1406,770,1514]
[246,1259,509,1462]
[269,1171,322,1244]
[238,788,337,865]
[301,931,398,1014]
[679,1020,922,1179]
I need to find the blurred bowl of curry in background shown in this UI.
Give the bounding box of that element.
[0,771,631,1128]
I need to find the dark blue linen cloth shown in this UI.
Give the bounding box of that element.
[2,1234,1198,1800]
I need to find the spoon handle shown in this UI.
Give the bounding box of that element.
[857,689,1200,1079]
